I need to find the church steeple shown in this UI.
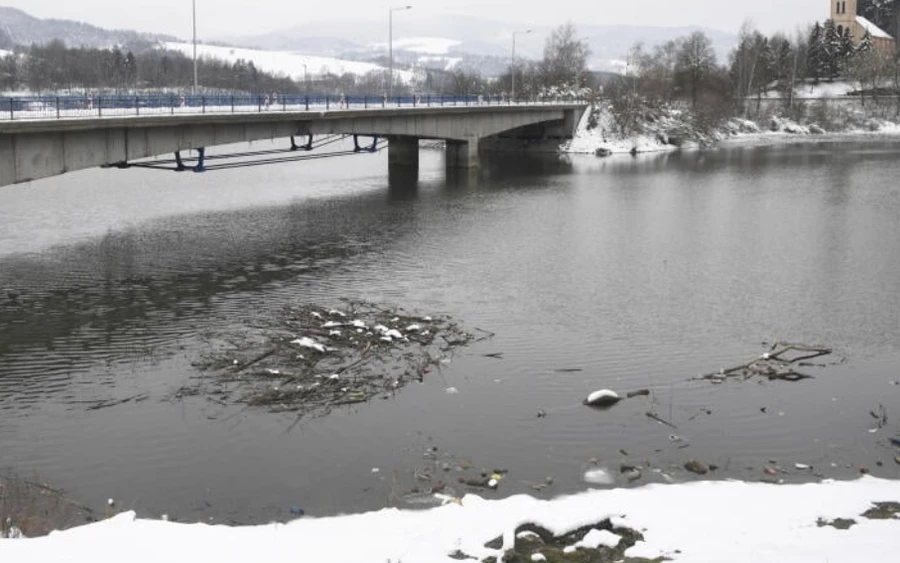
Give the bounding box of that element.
[832,0,857,37]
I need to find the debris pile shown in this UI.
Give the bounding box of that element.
[189,301,481,417]
[694,342,842,383]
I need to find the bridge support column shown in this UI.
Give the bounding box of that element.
[388,136,419,174]
[446,137,480,169]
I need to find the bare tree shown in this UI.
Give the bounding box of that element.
[675,31,717,108]
[540,22,591,92]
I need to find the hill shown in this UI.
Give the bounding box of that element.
[0,6,173,50]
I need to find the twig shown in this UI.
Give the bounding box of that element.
[229,348,278,374]
[86,393,150,411]
[646,411,678,429]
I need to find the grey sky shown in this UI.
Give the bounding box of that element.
[9,1,830,39]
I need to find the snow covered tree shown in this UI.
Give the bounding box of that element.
[823,20,843,80]
[807,22,825,83]
[857,30,875,54]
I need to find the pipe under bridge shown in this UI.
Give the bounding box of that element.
[0,101,588,187]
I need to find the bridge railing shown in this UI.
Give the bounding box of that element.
[0,94,589,121]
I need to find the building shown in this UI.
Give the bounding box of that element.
[831,0,895,54]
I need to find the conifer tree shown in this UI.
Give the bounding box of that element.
[807,22,825,83]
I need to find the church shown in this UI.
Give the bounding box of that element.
[830,0,896,53]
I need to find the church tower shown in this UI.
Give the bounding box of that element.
[831,0,857,36]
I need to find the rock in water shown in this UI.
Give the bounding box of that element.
[684,460,709,475]
[584,389,621,408]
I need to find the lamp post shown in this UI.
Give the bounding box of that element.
[302,63,308,97]
[511,29,532,102]
[389,5,412,100]
[192,0,198,94]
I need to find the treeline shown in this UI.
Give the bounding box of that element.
[0,40,297,93]
[609,15,900,129]
[0,22,594,99]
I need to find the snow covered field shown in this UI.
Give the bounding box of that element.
[1,477,898,562]
[371,36,462,55]
[163,42,415,83]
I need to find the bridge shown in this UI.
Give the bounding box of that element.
[0,95,588,187]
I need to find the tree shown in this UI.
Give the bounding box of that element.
[807,22,825,83]
[823,20,842,80]
[675,31,717,107]
[849,46,892,105]
[540,22,591,92]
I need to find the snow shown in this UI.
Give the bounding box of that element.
[561,106,681,156]
[290,337,325,353]
[2,478,898,562]
[582,467,615,485]
[857,16,893,40]
[766,81,855,99]
[372,37,462,55]
[575,528,621,549]
[162,42,415,83]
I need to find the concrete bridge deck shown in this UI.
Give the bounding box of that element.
[0,99,589,187]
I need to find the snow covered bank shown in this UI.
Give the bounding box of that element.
[562,101,900,157]
[561,104,684,156]
[2,477,898,562]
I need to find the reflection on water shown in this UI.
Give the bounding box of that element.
[1,139,900,523]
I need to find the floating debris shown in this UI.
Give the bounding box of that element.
[190,301,480,419]
[621,465,642,482]
[584,390,621,408]
[583,461,615,485]
[694,343,842,384]
[684,460,709,475]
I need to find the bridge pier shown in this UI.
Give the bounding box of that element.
[446,137,479,169]
[387,136,419,176]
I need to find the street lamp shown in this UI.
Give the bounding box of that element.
[511,29,532,102]
[302,63,308,97]
[389,5,412,100]
[192,0,198,94]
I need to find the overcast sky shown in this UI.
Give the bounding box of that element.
[9,1,831,39]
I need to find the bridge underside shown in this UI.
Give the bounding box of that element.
[0,106,586,187]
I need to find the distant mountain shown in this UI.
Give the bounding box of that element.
[218,15,739,73]
[0,6,174,50]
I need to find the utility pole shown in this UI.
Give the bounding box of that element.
[389,5,412,100]
[511,29,532,102]
[192,0,198,94]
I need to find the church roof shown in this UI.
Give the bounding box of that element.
[856,15,893,40]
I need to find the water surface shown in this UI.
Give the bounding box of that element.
[1,139,899,523]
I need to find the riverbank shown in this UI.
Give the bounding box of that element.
[561,103,900,156]
[1,477,898,562]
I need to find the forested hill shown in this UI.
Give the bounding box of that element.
[0,6,173,50]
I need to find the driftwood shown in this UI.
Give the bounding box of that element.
[693,342,841,383]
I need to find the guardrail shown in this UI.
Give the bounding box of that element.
[0,93,590,121]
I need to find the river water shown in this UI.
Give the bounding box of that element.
[1,138,899,524]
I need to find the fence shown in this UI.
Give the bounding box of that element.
[0,93,588,121]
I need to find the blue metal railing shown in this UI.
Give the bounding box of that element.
[0,93,589,121]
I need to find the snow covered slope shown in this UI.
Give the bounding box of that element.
[163,42,414,82]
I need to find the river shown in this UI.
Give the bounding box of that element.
[1,138,899,524]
